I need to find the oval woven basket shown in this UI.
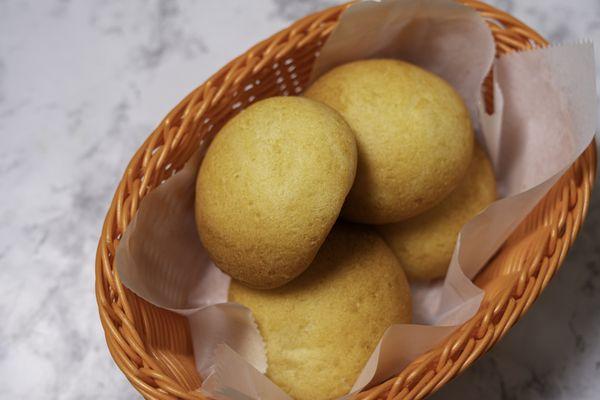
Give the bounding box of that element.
[96,1,597,399]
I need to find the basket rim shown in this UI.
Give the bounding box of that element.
[95,1,598,399]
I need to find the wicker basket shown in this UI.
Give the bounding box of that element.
[95,1,597,399]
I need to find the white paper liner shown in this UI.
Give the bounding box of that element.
[115,150,267,377]
[114,0,597,398]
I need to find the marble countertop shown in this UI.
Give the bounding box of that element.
[1,1,599,399]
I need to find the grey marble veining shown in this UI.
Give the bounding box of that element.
[0,1,598,399]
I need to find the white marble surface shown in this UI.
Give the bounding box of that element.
[0,1,599,399]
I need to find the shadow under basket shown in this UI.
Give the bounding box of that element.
[95,1,598,399]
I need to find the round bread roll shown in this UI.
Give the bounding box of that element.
[195,96,357,289]
[304,59,474,224]
[378,143,496,281]
[229,223,411,400]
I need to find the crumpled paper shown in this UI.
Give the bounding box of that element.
[115,0,597,398]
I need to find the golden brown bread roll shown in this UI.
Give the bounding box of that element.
[195,96,357,289]
[229,223,411,400]
[304,59,474,224]
[378,143,496,280]
[229,222,411,400]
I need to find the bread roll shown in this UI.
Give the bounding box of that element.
[229,223,411,400]
[305,59,474,224]
[195,96,357,289]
